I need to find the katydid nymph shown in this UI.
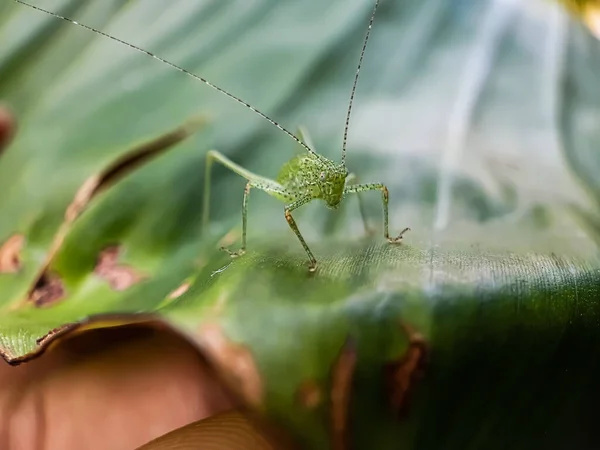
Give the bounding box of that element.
[17,0,410,273]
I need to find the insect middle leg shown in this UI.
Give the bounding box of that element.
[284,196,318,272]
[343,183,410,242]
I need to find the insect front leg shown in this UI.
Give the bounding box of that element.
[343,183,410,243]
[284,196,318,272]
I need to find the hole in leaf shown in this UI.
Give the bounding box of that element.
[29,272,65,307]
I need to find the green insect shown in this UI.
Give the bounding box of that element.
[18,0,410,273]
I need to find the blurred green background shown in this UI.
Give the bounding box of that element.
[2,0,598,245]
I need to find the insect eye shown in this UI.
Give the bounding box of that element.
[319,172,326,181]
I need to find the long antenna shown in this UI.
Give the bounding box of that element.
[15,0,318,156]
[341,0,380,165]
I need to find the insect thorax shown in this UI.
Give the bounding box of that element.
[277,153,348,208]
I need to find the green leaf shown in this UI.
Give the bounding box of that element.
[1,0,600,449]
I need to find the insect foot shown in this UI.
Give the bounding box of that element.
[387,227,411,244]
[220,246,246,258]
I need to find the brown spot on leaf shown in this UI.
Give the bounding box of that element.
[330,338,357,450]
[29,272,65,307]
[199,323,263,409]
[95,246,145,291]
[385,323,428,418]
[0,105,16,152]
[0,234,24,273]
[297,380,323,409]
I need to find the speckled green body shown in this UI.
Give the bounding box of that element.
[275,153,348,208]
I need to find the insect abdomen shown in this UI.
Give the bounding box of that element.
[277,155,321,194]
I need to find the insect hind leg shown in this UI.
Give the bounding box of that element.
[220,181,251,257]
[284,196,318,272]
